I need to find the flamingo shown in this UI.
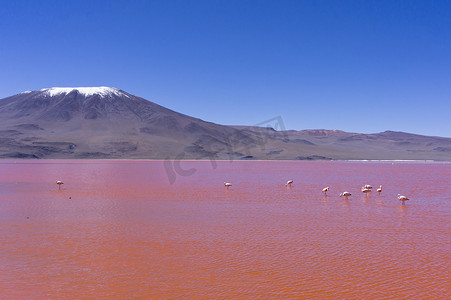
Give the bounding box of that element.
[224,182,232,189]
[397,194,410,205]
[364,184,373,189]
[285,180,293,187]
[361,187,371,196]
[377,185,382,193]
[340,191,352,199]
[56,180,64,190]
[322,186,329,195]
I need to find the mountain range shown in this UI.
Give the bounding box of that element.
[0,87,450,160]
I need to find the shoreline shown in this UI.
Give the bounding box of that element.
[0,158,449,163]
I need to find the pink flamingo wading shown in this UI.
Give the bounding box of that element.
[398,194,410,205]
[56,180,64,190]
[361,187,371,196]
[377,185,382,193]
[340,191,352,199]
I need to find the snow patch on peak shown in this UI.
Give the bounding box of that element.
[41,87,127,98]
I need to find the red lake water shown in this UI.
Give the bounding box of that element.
[0,160,450,299]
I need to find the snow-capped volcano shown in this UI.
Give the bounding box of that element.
[0,87,450,160]
[0,86,259,159]
[0,86,182,123]
[40,86,127,98]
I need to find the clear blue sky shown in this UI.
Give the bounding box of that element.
[1,0,450,137]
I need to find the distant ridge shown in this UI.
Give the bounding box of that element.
[0,87,450,160]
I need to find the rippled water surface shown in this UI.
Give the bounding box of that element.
[0,160,450,299]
